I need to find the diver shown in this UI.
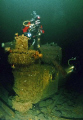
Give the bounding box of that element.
[22,11,44,51]
[30,11,41,24]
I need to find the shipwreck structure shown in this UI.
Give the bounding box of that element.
[0,33,67,119]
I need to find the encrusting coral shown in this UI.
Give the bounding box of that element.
[7,34,59,113]
[12,64,58,113]
[8,34,42,65]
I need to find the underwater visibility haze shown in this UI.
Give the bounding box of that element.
[0,0,83,119]
[0,0,83,60]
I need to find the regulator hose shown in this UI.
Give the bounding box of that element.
[23,20,34,26]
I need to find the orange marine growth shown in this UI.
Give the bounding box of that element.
[33,51,43,60]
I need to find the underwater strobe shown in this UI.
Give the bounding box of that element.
[65,57,76,74]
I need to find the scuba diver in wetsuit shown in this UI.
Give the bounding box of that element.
[22,11,44,51]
